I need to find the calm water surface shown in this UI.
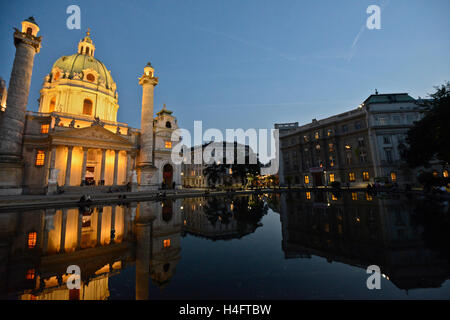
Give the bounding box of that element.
[1,192,449,300]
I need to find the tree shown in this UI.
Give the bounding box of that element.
[203,162,227,187]
[405,82,450,168]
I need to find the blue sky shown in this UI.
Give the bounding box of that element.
[0,0,449,136]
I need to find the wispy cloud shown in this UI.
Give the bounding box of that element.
[192,25,297,62]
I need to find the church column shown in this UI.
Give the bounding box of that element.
[0,18,42,195]
[125,151,132,183]
[113,150,119,185]
[59,209,67,253]
[80,147,88,186]
[137,63,158,190]
[64,146,73,186]
[100,149,106,185]
[47,146,58,195]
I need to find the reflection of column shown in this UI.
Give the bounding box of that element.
[135,219,151,300]
[100,149,106,185]
[64,146,73,186]
[59,209,67,253]
[80,147,88,186]
[43,209,55,254]
[110,206,116,244]
[77,210,83,249]
[113,150,119,185]
[97,208,103,246]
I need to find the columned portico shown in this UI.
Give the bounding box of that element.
[64,146,73,186]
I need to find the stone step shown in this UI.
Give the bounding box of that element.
[59,185,128,194]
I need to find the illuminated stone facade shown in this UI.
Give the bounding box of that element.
[0,18,182,194]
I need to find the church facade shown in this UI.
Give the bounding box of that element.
[0,18,182,195]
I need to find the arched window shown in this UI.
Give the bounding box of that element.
[26,27,33,35]
[49,97,56,112]
[53,72,60,82]
[85,47,90,55]
[27,232,37,249]
[83,99,93,115]
[165,121,172,128]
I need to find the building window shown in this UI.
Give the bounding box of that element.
[366,193,373,201]
[342,125,348,133]
[362,171,370,181]
[53,72,60,82]
[391,172,397,182]
[385,149,393,163]
[344,144,351,150]
[443,170,449,178]
[27,232,37,249]
[359,152,367,163]
[306,192,311,200]
[163,239,171,248]
[83,99,93,115]
[358,137,365,147]
[327,129,332,136]
[26,27,33,35]
[383,136,391,144]
[352,192,358,201]
[165,141,172,149]
[49,97,56,112]
[346,153,352,165]
[35,150,45,166]
[329,156,335,167]
[304,175,310,184]
[349,172,356,182]
[329,173,335,183]
[26,269,35,280]
[40,124,49,134]
[432,171,438,177]
[355,121,362,130]
[303,135,309,142]
[86,73,95,82]
[165,121,172,128]
[331,194,338,201]
[328,143,334,152]
[315,132,319,140]
[315,144,321,152]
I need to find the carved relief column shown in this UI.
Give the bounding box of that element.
[100,149,106,185]
[80,147,88,186]
[64,146,73,186]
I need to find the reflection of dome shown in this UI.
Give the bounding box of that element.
[52,54,113,88]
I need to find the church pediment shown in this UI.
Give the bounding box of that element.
[51,124,135,150]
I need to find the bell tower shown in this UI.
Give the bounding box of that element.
[0,17,42,195]
[137,62,158,189]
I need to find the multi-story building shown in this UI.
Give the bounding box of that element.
[275,92,442,187]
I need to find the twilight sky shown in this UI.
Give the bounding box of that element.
[0,0,449,138]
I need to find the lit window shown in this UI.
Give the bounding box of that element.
[26,269,35,280]
[27,232,37,249]
[26,27,33,35]
[306,192,311,200]
[53,72,60,82]
[329,173,335,183]
[35,150,45,166]
[304,175,309,184]
[349,172,356,182]
[391,172,397,182]
[315,132,319,139]
[163,239,171,248]
[352,192,358,201]
[443,170,449,178]
[40,124,49,134]
[331,194,337,201]
[432,171,438,177]
[165,141,172,149]
[366,193,373,201]
[83,99,93,115]
[362,171,370,181]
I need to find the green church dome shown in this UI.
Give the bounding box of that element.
[52,53,114,88]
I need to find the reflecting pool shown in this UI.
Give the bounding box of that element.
[1,191,449,299]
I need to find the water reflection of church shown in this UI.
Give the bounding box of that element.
[276,192,450,291]
[0,194,266,300]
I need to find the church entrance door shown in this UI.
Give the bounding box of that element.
[163,164,173,189]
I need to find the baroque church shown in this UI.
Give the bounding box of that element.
[0,17,182,195]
